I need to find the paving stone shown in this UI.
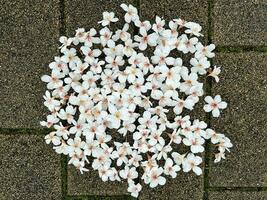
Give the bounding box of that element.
[213,0,267,46]
[65,0,136,35]
[139,172,203,200]
[0,134,62,200]
[0,0,60,128]
[67,165,128,195]
[140,0,209,42]
[209,53,267,187]
[66,1,136,196]
[138,2,206,199]
[209,191,267,200]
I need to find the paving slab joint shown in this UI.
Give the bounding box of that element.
[203,0,214,200]
[215,46,267,53]
[62,155,68,200]
[208,187,267,192]
[66,195,135,200]
[0,128,52,135]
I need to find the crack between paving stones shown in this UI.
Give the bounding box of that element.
[208,187,267,192]
[215,46,267,53]
[203,0,214,200]
[59,0,68,199]
[66,195,134,200]
[0,128,52,135]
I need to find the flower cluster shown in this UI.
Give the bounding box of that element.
[41,3,232,197]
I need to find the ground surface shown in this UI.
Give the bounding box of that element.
[0,0,266,200]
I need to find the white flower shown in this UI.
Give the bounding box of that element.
[152,16,165,33]
[74,28,87,44]
[98,11,118,26]
[105,56,124,69]
[58,105,76,124]
[107,104,129,129]
[195,43,215,59]
[98,163,111,181]
[119,166,138,180]
[180,72,199,93]
[148,129,165,146]
[155,143,172,160]
[173,97,194,114]
[182,153,202,175]
[177,34,198,53]
[89,58,105,74]
[80,46,101,63]
[112,23,130,41]
[171,152,186,165]
[40,114,59,128]
[66,137,85,155]
[59,36,72,52]
[77,162,89,174]
[218,136,233,153]
[135,20,151,32]
[192,119,207,138]
[168,20,179,37]
[125,65,143,83]
[151,90,173,107]
[204,95,227,117]
[84,28,100,47]
[118,120,136,136]
[45,132,61,145]
[41,70,64,89]
[151,48,174,67]
[190,57,210,75]
[54,123,70,140]
[183,133,205,153]
[174,18,187,28]
[208,66,221,82]
[145,167,166,188]
[103,39,124,57]
[127,180,142,198]
[184,22,203,36]
[43,91,60,111]
[61,48,78,64]
[100,27,112,46]
[164,158,181,178]
[214,152,226,163]
[135,28,158,50]
[123,39,138,57]
[120,4,139,23]
[168,129,182,144]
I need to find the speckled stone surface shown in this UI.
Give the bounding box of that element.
[65,0,136,35]
[213,0,267,46]
[139,172,204,200]
[140,0,209,42]
[209,191,267,200]
[0,134,62,200]
[0,0,60,128]
[67,165,129,196]
[209,53,267,187]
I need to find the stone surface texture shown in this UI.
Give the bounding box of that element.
[213,0,267,46]
[67,165,129,196]
[209,53,267,187]
[0,0,60,128]
[0,134,62,200]
[209,191,267,200]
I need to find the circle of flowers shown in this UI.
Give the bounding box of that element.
[41,3,233,198]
